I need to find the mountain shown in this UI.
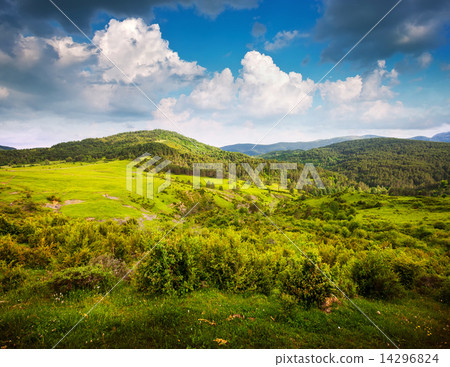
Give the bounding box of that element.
[0,129,254,168]
[221,132,450,156]
[261,138,450,195]
[221,135,381,155]
[0,145,15,150]
[410,132,450,143]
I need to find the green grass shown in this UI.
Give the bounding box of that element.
[0,161,449,349]
[1,286,448,349]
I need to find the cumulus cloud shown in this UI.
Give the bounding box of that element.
[0,18,206,119]
[47,37,95,66]
[315,0,450,63]
[238,51,314,116]
[93,18,204,84]
[188,68,237,110]
[320,76,362,104]
[264,30,308,51]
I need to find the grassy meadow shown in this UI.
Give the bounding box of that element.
[0,159,449,349]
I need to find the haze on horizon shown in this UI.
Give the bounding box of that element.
[0,0,449,149]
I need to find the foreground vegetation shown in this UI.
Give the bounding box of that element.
[0,158,449,348]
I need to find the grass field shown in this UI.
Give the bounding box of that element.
[0,161,449,349]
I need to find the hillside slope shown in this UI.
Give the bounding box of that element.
[0,145,15,150]
[0,130,251,166]
[221,135,380,155]
[261,138,450,195]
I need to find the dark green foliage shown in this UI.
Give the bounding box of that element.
[393,256,421,289]
[281,257,332,308]
[352,252,404,300]
[262,138,450,195]
[134,242,198,296]
[0,261,27,292]
[47,266,116,294]
[0,130,253,170]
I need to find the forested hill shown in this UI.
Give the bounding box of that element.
[0,145,15,150]
[221,135,380,155]
[261,138,450,195]
[0,130,252,167]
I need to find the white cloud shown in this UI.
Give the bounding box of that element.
[396,22,435,46]
[238,51,315,116]
[13,36,46,68]
[417,52,432,69]
[93,18,205,84]
[361,60,398,100]
[264,30,308,51]
[188,68,237,110]
[47,37,94,66]
[320,76,362,104]
[0,17,448,149]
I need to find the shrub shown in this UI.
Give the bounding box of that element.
[392,256,421,289]
[0,216,17,236]
[90,254,129,279]
[0,261,27,292]
[0,236,24,265]
[134,242,198,296]
[352,252,403,300]
[48,266,116,293]
[281,256,332,308]
[279,292,297,315]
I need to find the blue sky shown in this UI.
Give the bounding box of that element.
[0,0,449,148]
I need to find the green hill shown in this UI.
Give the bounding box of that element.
[221,135,380,155]
[0,145,15,151]
[0,130,250,167]
[261,138,450,195]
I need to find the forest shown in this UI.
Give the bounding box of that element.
[262,138,450,196]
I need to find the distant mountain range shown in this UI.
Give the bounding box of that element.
[221,132,450,156]
[0,145,15,151]
[410,132,450,143]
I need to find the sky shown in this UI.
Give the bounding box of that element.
[0,0,449,148]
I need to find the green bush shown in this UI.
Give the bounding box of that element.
[0,261,27,292]
[134,242,198,296]
[392,256,421,289]
[0,236,24,265]
[48,266,116,293]
[279,292,297,315]
[352,252,404,300]
[281,256,332,308]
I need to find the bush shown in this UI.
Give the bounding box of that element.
[134,242,198,296]
[90,254,129,279]
[281,256,332,308]
[48,266,116,293]
[0,261,27,292]
[392,256,421,289]
[0,236,24,265]
[352,252,403,300]
[279,292,297,315]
